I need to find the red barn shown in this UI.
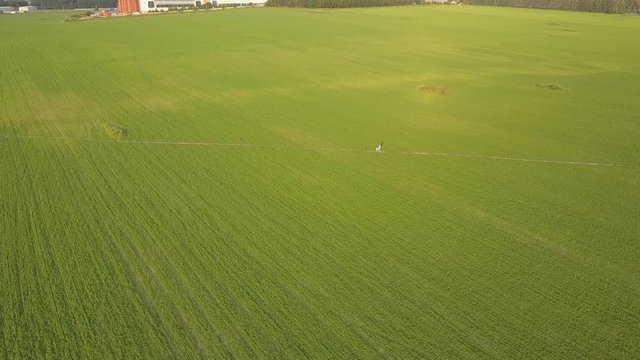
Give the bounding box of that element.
[118,0,140,14]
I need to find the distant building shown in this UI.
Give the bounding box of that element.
[0,6,15,13]
[147,0,202,11]
[118,0,206,13]
[118,0,140,14]
[118,0,265,14]
[19,6,37,12]
[215,0,267,5]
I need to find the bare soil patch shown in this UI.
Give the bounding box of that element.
[535,83,568,92]
[103,124,128,140]
[417,86,449,96]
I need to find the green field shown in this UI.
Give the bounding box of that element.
[1,6,639,358]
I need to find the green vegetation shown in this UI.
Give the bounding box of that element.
[1,6,639,358]
[466,0,640,15]
[266,0,418,8]
[0,0,28,7]
[28,0,117,10]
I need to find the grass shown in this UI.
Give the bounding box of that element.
[1,6,639,359]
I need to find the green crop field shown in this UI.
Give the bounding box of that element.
[1,5,639,359]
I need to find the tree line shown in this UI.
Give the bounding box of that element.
[266,0,424,8]
[26,0,116,9]
[463,0,639,14]
[0,0,29,6]
[266,0,638,12]
[10,0,636,14]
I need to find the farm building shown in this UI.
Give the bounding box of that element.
[18,6,37,12]
[215,0,267,5]
[118,0,265,14]
[118,0,208,14]
[118,0,207,13]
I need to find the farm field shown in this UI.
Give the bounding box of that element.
[1,5,639,358]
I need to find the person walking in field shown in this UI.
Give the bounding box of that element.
[375,141,383,153]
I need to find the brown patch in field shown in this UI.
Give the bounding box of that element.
[535,83,568,92]
[103,124,128,140]
[417,86,449,96]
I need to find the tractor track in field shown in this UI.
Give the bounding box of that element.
[2,134,635,169]
[398,151,633,168]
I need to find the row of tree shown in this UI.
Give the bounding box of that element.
[0,0,29,6]
[266,0,423,8]
[13,0,638,14]
[266,0,638,12]
[464,0,639,13]
[28,0,116,9]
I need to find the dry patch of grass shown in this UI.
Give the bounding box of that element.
[535,83,568,92]
[103,124,128,140]
[417,86,449,96]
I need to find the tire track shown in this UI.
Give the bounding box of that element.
[1,134,635,168]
